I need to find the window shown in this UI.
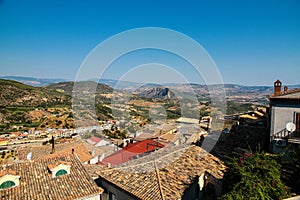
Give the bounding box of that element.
[205,183,216,200]
[108,192,117,200]
[0,181,15,189]
[295,113,300,137]
[55,169,68,177]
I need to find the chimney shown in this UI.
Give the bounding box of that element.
[284,86,288,93]
[51,136,55,154]
[274,79,282,96]
[71,148,74,154]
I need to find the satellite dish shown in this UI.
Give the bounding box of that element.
[286,122,296,132]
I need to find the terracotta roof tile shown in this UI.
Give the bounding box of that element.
[0,154,103,199]
[17,141,93,163]
[0,169,20,178]
[270,88,300,99]
[47,161,71,170]
[98,144,226,200]
[87,136,102,145]
[158,132,179,143]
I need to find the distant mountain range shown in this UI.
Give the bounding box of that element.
[1,76,300,105]
[2,75,299,89]
[0,77,299,132]
[0,76,68,87]
[0,76,145,89]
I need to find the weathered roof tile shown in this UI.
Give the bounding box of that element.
[0,154,103,199]
[98,144,226,200]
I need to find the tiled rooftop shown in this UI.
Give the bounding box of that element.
[87,136,102,145]
[270,88,300,99]
[47,161,71,170]
[0,154,103,200]
[158,132,179,143]
[102,139,164,166]
[17,141,93,163]
[176,117,199,124]
[85,164,106,179]
[97,144,226,200]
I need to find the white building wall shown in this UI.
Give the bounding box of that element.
[76,194,101,200]
[270,106,300,137]
[95,140,111,147]
[84,156,99,165]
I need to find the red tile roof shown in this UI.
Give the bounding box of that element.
[0,138,8,142]
[102,139,164,166]
[87,136,102,144]
[270,88,300,99]
[10,132,21,137]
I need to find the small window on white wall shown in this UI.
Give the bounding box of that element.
[47,162,71,178]
[0,174,20,190]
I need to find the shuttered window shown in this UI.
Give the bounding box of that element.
[0,181,15,189]
[55,169,68,177]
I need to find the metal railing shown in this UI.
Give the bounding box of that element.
[271,128,293,141]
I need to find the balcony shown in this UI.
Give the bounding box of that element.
[272,129,300,145]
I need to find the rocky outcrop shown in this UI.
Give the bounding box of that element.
[136,87,176,99]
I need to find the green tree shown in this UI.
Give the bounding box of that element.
[289,146,300,194]
[221,150,290,200]
[1,151,6,159]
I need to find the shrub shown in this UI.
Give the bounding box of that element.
[221,150,290,199]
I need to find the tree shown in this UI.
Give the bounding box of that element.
[289,146,300,194]
[221,150,290,200]
[1,151,6,159]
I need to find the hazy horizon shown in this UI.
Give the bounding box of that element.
[1,74,299,87]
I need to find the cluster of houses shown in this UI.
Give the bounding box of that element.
[0,79,299,199]
[0,114,223,200]
[0,127,226,200]
[0,128,76,146]
[0,120,131,147]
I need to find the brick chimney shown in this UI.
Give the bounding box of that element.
[274,79,282,96]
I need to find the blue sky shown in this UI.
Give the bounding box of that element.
[0,0,299,85]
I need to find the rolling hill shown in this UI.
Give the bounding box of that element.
[0,79,70,107]
[0,76,67,87]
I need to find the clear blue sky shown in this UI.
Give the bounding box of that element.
[0,0,299,85]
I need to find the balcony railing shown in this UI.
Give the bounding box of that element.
[272,129,290,140]
[271,128,300,144]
